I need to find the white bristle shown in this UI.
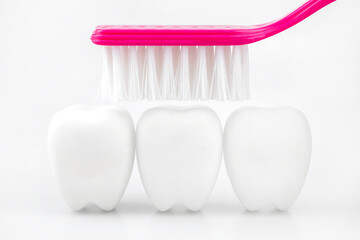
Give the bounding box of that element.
[175,46,192,101]
[230,45,250,101]
[224,46,231,91]
[188,46,197,100]
[193,46,209,100]
[229,46,240,100]
[112,46,127,101]
[143,46,160,100]
[97,45,250,102]
[154,46,163,79]
[127,46,141,101]
[229,46,244,101]
[206,46,215,94]
[160,46,175,99]
[240,45,250,100]
[210,46,229,101]
[171,46,181,98]
[137,46,146,97]
[97,46,114,102]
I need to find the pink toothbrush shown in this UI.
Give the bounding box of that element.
[91,0,336,101]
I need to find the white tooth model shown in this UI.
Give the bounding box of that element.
[136,106,223,211]
[224,107,311,211]
[48,105,135,211]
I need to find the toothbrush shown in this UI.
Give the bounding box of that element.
[91,0,335,102]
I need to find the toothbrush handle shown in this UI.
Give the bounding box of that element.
[91,0,336,46]
[242,0,336,44]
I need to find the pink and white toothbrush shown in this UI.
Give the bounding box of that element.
[91,0,336,102]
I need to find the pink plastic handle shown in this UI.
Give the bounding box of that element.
[91,0,336,46]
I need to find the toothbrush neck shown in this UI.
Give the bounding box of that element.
[244,0,336,44]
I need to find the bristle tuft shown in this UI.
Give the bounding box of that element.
[144,46,161,100]
[160,46,174,99]
[97,45,250,102]
[127,46,141,101]
[112,46,127,101]
[175,46,192,101]
[193,46,209,100]
[210,46,229,101]
[96,46,114,102]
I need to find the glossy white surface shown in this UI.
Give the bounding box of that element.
[224,107,311,211]
[136,106,222,211]
[48,105,135,211]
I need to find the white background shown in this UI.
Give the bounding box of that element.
[0,0,359,239]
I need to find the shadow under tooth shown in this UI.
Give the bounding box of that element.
[127,46,141,101]
[143,46,160,100]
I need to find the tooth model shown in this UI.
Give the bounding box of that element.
[224,107,311,211]
[48,105,135,211]
[136,106,223,211]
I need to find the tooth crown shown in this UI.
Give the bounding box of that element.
[136,106,223,211]
[48,105,135,211]
[224,107,311,211]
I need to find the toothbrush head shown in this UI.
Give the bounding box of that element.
[91,0,336,102]
[91,0,336,46]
